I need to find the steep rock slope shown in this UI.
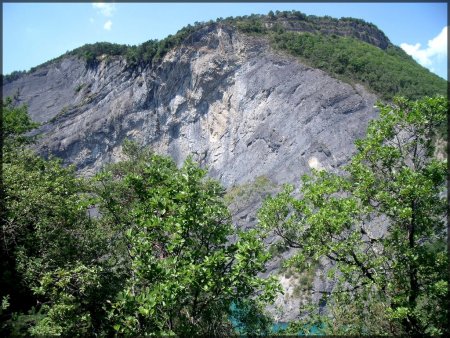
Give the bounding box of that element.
[3,24,378,187]
[3,23,380,322]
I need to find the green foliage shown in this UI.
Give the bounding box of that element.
[268,240,289,257]
[67,42,129,67]
[29,263,103,336]
[1,144,107,336]
[1,105,117,336]
[224,175,275,205]
[230,10,389,49]
[124,23,204,67]
[230,298,273,335]
[2,98,39,147]
[65,23,206,69]
[1,297,10,313]
[269,32,447,100]
[3,152,94,261]
[3,70,27,83]
[95,144,280,335]
[258,96,448,335]
[235,19,268,34]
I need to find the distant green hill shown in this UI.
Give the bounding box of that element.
[4,10,447,101]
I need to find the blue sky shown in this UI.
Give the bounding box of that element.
[2,2,448,80]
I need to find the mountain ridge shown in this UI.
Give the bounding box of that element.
[0,11,398,81]
[4,11,446,101]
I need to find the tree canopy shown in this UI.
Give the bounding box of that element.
[1,102,279,336]
[93,142,279,335]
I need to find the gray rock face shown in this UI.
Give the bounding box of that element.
[3,23,379,321]
[3,24,378,184]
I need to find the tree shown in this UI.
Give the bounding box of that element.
[1,98,39,148]
[93,141,280,335]
[1,99,38,333]
[1,100,279,335]
[1,99,42,333]
[1,99,110,336]
[258,96,448,335]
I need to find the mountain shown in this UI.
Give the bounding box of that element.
[2,11,447,322]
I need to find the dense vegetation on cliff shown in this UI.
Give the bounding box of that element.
[227,11,446,100]
[269,32,445,100]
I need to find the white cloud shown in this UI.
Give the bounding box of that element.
[92,3,116,17]
[103,20,112,31]
[400,26,447,67]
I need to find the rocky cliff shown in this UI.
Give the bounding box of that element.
[3,24,378,184]
[3,22,380,321]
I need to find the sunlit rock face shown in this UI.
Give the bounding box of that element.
[3,23,379,321]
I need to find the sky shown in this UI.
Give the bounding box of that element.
[2,2,448,80]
